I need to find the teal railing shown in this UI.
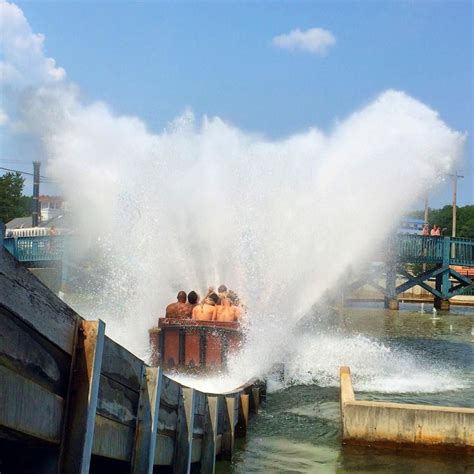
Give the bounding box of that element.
[395,235,474,267]
[449,237,474,266]
[3,235,64,262]
[2,233,474,268]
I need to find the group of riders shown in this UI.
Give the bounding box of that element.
[165,285,242,322]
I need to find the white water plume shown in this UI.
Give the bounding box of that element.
[1,2,467,392]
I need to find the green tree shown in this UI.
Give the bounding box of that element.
[0,172,28,224]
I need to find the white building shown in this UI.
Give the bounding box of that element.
[39,195,65,222]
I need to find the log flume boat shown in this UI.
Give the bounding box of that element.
[0,231,263,473]
[149,318,243,371]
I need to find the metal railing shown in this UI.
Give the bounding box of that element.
[3,235,64,262]
[449,237,474,266]
[395,235,445,264]
[2,233,474,268]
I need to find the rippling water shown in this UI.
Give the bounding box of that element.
[217,304,474,473]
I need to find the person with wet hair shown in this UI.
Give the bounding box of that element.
[217,284,228,301]
[192,292,218,321]
[218,284,240,306]
[187,291,199,306]
[216,296,241,322]
[165,291,192,319]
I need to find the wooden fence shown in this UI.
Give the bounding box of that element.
[0,246,262,473]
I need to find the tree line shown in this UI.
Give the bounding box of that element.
[0,172,32,224]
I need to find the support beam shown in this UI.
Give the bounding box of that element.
[173,387,195,474]
[221,396,236,460]
[132,367,163,474]
[59,319,106,474]
[236,393,249,437]
[384,265,398,309]
[434,297,450,311]
[251,387,260,414]
[200,396,218,474]
[384,297,399,310]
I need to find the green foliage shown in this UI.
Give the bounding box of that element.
[407,205,474,238]
[18,195,33,217]
[0,172,31,224]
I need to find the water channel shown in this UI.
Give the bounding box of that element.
[217,303,474,473]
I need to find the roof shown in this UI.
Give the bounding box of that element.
[5,216,33,229]
[38,195,64,202]
[6,213,73,230]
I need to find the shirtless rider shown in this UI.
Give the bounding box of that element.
[192,293,218,321]
[165,291,192,319]
[215,297,241,322]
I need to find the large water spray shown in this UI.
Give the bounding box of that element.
[1,1,466,393]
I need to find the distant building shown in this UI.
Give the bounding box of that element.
[399,217,425,235]
[5,196,72,237]
[39,195,65,222]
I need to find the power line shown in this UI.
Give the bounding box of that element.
[0,166,53,181]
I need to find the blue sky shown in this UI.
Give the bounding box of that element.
[5,1,474,206]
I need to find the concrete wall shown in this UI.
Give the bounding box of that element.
[340,367,474,450]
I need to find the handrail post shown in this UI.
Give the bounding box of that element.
[59,319,106,474]
[132,367,163,474]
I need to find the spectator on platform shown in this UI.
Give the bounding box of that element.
[430,225,438,236]
[421,224,430,236]
[165,291,191,319]
[434,226,442,236]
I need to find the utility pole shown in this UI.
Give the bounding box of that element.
[422,193,429,273]
[449,173,464,238]
[32,161,40,227]
[423,193,429,224]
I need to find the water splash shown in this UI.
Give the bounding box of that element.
[1,2,467,393]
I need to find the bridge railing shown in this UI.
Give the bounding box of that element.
[4,235,64,262]
[395,235,445,264]
[449,237,474,266]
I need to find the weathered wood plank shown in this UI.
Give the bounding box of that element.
[97,374,139,426]
[132,367,163,474]
[158,403,179,433]
[92,414,134,461]
[59,320,105,474]
[102,336,143,391]
[173,387,195,473]
[154,433,175,466]
[236,394,249,437]
[0,249,77,354]
[191,437,202,463]
[0,306,70,397]
[201,396,218,474]
[221,395,236,460]
[161,375,180,408]
[251,387,260,414]
[0,364,63,443]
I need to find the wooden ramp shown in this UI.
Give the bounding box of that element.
[0,247,262,473]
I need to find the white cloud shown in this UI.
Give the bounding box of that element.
[0,1,65,86]
[272,27,336,55]
[0,108,8,125]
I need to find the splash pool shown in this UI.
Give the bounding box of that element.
[217,304,473,473]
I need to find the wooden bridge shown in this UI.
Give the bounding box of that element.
[0,244,263,473]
